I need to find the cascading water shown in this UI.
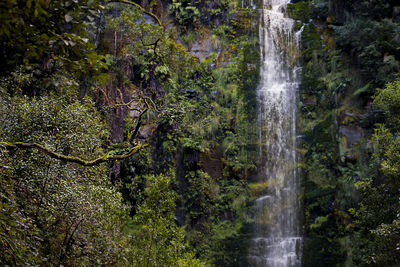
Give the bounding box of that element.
[247,0,303,266]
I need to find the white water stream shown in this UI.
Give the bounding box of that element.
[247,0,303,266]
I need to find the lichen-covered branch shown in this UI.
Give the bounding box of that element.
[106,0,162,26]
[110,89,157,112]
[110,99,140,111]
[0,141,146,166]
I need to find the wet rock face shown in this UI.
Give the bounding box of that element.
[138,123,156,139]
[200,147,224,180]
[339,125,364,147]
[189,37,214,60]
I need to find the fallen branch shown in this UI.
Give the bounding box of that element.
[0,142,147,167]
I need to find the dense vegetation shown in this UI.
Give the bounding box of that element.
[1,0,399,266]
[288,0,400,265]
[1,0,259,265]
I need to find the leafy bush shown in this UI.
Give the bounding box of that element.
[126,174,205,266]
[169,0,201,26]
[333,18,400,85]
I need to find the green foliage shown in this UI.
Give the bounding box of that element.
[287,1,313,22]
[169,0,238,28]
[169,0,201,26]
[0,152,39,265]
[349,0,392,19]
[103,3,166,88]
[0,0,107,94]
[186,170,216,223]
[0,95,108,152]
[371,126,400,183]
[374,80,400,130]
[343,80,400,265]
[332,17,400,86]
[203,179,251,266]
[300,0,400,264]
[0,0,260,265]
[145,7,259,265]
[352,179,400,265]
[0,94,128,266]
[126,174,205,266]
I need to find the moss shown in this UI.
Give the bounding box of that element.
[231,9,258,36]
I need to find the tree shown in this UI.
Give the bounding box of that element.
[125,174,205,267]
[0,94,131,265]
[0,0,108,96]
[351,80,400,265]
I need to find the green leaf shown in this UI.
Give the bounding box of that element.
[353,83,371,96]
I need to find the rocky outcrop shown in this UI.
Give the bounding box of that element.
[339,125,364,147]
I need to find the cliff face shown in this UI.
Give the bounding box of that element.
[289,0,400,265]
[106,1,400,265]
[2,0,398,265]
[112,1,262,265]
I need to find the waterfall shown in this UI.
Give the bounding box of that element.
[247,0,303,266]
